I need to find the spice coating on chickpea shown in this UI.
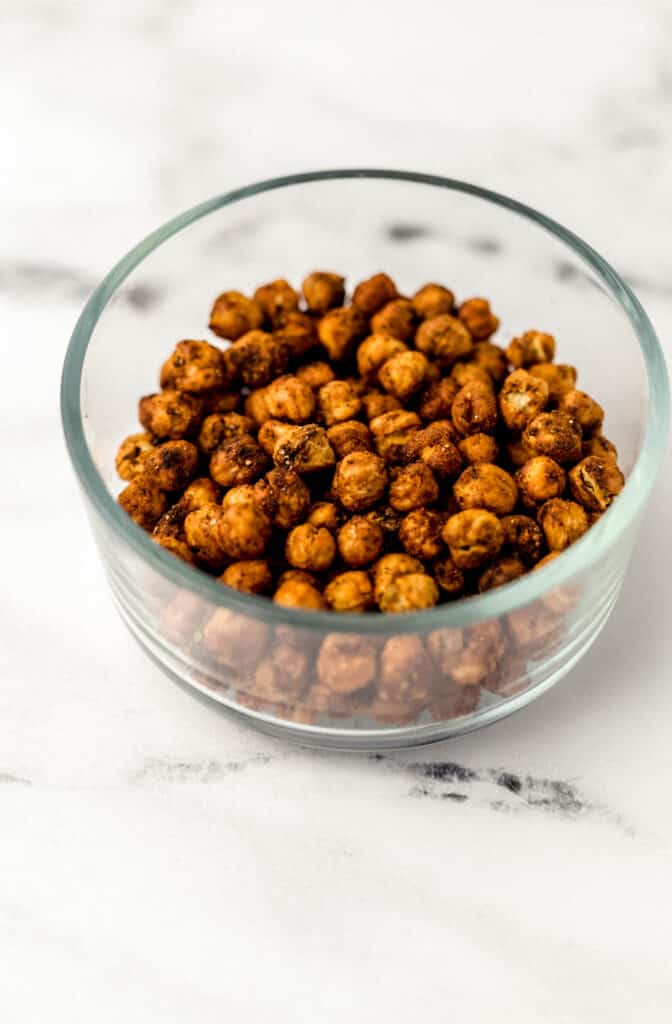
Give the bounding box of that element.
[318,633,378,692]
[478,555,526,592]
[361,389,402,421]
[265,375,316,423]
[558,389,604,436]
[139,390,203,440]
[337,516,384,567]
[538,498,589,551]
[153,534,195,563]
[318,380,362,425]
[160,339,227,393]
[198,412,256,455]
[371,298,416,340]
[257,419,294,456]
[307,501,341,532]
[452,380,498,436]
[326,420,372,459]
[253,278,299,322]
[378,573,439,613]
[219,501,271,559]
[285,523,336,572]
[209,435,270,487]
[379,350,429,401]
[253,467,311,529]
[273,578,327,610]
[528,362,577,401]
[523,410,582,464]
[498,369,549,432]
[333,451,388,511]
[295,360,336,391]
[302,271,345,314]
[324,571,374,612]
[318,307,367,361]
[443,509,504,569]
[515,456,566,508]
[417,377,460,421]
[389,462,439,512]
[507,330,555,368]
[356,333,407,382]
[458,432,499,465]
[471,341,509,385]
[143,440,198,491]
[273,424,336,475]
[116,433,154,481]
[118,477,167,531]
[399,508,445,560]
[453,463,518,516]
[184,502,227,568]
[352,273,398,316]
[500,514,544,567]
[412,283,455,320]
[458,297,499,340]
[372,552,424,604]
[404,422,462,479]
[431,555,465,598]
[415,315,473,366]
[568,455,624,512]
[220,560,273,595]
[370,409,422,462]
[228,330,287,388]
[209,290,264,340]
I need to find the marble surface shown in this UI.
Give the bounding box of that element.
[2,1,672,1020]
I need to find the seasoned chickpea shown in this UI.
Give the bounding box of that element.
[498,369,549,432]
[253,278,299,322]
[379,350,429,401]
[265,374,316,423]
[451,622,506,686]
[203,608,271,669]
[202,389,241,415]
[317,633,378,692]
[472,341,510,385]
[139,390,202,440]
[431,555,465,598]
[418,377,460,421]
[244,387,273,426]
[371,298,416,340]
[404,422,462,479]
[295,360,336,391]
[209,290,264,339]
[356,333,407,382]
[500,514,544,566]
[253,467,311,529]
[568,455,624,512]
[337,516,384,567]
[184,502,227,568]
[219,501,272,559]
[277,569,320,589]
[528,362,577,401]
[505,436,533,468]
[273,312,317,359]
[478,555,526,592]
[558,389,604,435]
[538,498,589,551]
[307,501,341,532]
[415,314,473,366]
[453,463,518,516]
[458,297,499,340]
[583,434,618,462]
[220,560,273,595]
[452,380,498,436]
[326,420,372,458]
[286,523,336,571]
[118,477,167,531]
[333,451,388,511]
[228,330,287,388]
[153,501,188,541]
[174,478,219,513]
[160,339,226,393]
[370,409,422,462]
[389,462,439,512]
[365,506,403,547]
[372,553,422,600]
[251,643,310,704]
[352,272,398,316]
[318,380,362,425]
[142,440,198,491]
[412,282,455,320]
[115,433,154,481]
[221,484,257,509]
[273,578,327,611]
[302,271,345,314]
[325,571,374,612]
[427,626,464,675]
[378,573,439,613]
[399,508,445,560]
[458,433,499,465]
[378,635,432,705]
[450,362,493,389]
[153,534,195,563]
[442,509,504,569]
[273,424,336,475]
[318,307,367,361]
[515,456,566,508]
[523,411,582,464]
[209,435,270,487]
[507,330,555,368]
[257,419,293,457]
[361,389,402,421]
[198,412,256,454]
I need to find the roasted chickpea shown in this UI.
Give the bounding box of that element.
[254,420,289,458]
[277,569,320,589]
[378,635,432,706]
[253,278,299,322]
[153,534,195,563]
[450,362,493,389]
[412,282,455,320]
[451,380,498,436]
[220,560,273,595]
[295,360,336,391]
[228,330,287,388]
[568,455,624,512]
[431,555,465,598]
[468,341,509,385]
[403,421,462,479]
[379,350,429,401]
[538,498,589,551]
[458,433,499,465]
[318,380,362,425]
[458,297,499,340]
[337,516,384,567]
[478,555,526,592]
[426,626,464,676]
[582,433,618,463]
[352,272,398,316]
[500,514,544,567]
[118,476,167,531]
[142,440,198,491]
[364,506,403,547]
[244,387,273,426]
[442,509,504,569]
[265,374,316,423]
[203,608,271,669]
[389,462,439,512]
[326,420,372,458]
[184,502,227,569]
[415,314,473,366]
[378,573,439,613]
[451,622,506,686]
[153,501,187,542]
[218,500,272,559]
[274,578,327,610]
[507,330,555,368]
[198,412,256,455]
[505,436,533,469]
[160,339,226,393]
[273,312,317,360]
[371,298,416,340]
[285,523,336,571]
[251,643,310,704]
[417,377,460,421]
[325,571,374,612]
[273,424,336,475]
[356,333,407,382]
[115,432,154,481]
[209,290,264,340]
[139,390,203,440]
[332,451,388,511]
[361,389,402,421]
[453,463,518,516]
[558,389,604,435]
[399,508,445,560]
[253,467,311,529]
[370,409,422,462]
[528,363,577,401]
[515,456,566,508]
[221,484,258,509]
[318,307,368,361]
[372,553,423,602]
[523,411,582,465]
[209,435,270,487]
[317,633,378,692]
[307,502,341,532]
[302,271,346,314]
[202,389,241,415]
[498,369,549,432]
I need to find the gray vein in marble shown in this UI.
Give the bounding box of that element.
[130,753,272,784]
[0,262,163,309]
[0,772,31,786]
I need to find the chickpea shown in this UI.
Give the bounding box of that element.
[389,462,439,512]
[209,435,270,487]
[295,360,336,391]
[324,571,374,612]
[209,290,264,340]
[417,377,460,421]
[273,312,318,361]
[378,573,439,613]
[458,433,499,465]
[178,477,221,511]
[430,684,481,721]
[415,314,473,366]
[451,622,506,686]
[273,579,328,611]
[370,409,422,462]
[302,271,346,314]
[142,440,198,491]
[153,500,187,541]
[318,380,362,425]
[412,282,455,320]
[378,635,432,705]
[228,330,287,388]
[332,451,388,511]
[244,387,273,426]
[286,523,336,571]
[273,424,336,475]
[251,643,310,704]
[115,432,154,481]
[399,508,445,560]
[427,626,464,675]
[118,476,167,531]
[404,421,462,479]
[219,501,272,559]
[307,501,341,532]
[139,390,203,440]
[507,330,555,368]
[365,505,403,547]
[478,555,526,592]
[442,509,504,569]
[498,369,549,432]
[431,555,465,598]
[337,516,384,567]
[202,389,241,415]
[458,297,499,340]
[265,374,316,423]
[453,463,518,516]
[153,534,195,563]
[253,467,311,529]
[505,436,533,469]
[372,552,423,600]
[451,380,498,436]
[318,307,367,361]
[528,362,577,401]
[361,389,402,421]
[500,514,544,567]
[221,484,257,509]
[160,339,227,393]
[326,420,372,459]
[523,411,582,464]
[356,333,407,382]
[202,608,271,670]
[379,350,429,401]
[558,389,604,435]
[256,419,292,457]
[450,362,493,389]
[583,433,618,463]
[184,502,227,569]
[219,560,273,595]
[568,455,624,512]
[198,412,256,455]
[277,569,320,589]
[317,633,378,692]
[515,456,566,508]
[538,498,589,551]
[371,298,416,340]
[352,272,398,316]
[253,278,299,322]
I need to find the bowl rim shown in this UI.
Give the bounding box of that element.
[61,168,670,635]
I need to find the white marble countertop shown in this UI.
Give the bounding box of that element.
[2,1,672,1020]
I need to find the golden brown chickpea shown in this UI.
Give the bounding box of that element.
[451,622,506,686]
[356,333,408,382]
[273,424,336,475]
[361,389,402,421]
[378,573,439,613]
[273,312,318,359]
[399,508,445,560]
[538,498,589,551]
[253,278,299,322]
[326,420,372,459]
[257,419,294,457]
[153,501,187,541]
[450,362,493,389]
[370,298,416,340]
[203,608,271,669]
[442,509,505,569]
[506,603,559,649]
[295,360,336,391]
[277,569,320,589]
[364,506,403,547]
[507,330,556,368]
[378,635,432,705]
[307,502,341,532]
[453,463,518,516]
[500,514,544,567]
[160,340,227,393]
[370,409,422,462]
[352,272,398,316]
[274,578,328,611]
[253,467,311,529]
[115,433,154,481]
[209,290,265,340]
[219,501,272,559]
[118,477,167,531]
[244,387,273,426]
[332,450,388,511]
[389,462,439,512]
[324,571,374,612]
[498,369,550,432]
[403,421,462,479]
[177,478,220,512]
[184,502,228,569]
[528,363,577,401]
[202,389,242,415]
[426,626,464,675]
[458,433,499,465]
[317,633,378,692]
[412,282,455,320]
[139,390,203,440]
[417,377,460,421]
[337,516,384,567]
[558,389,604,436]
[523,410,583,465]
[372,553,424,603]
[265,374,316,423]
[153,534,195,563]
[478,555,526,592]
[415,314,473,366]
[285,523,336,572]
[317,380,362,425]
[302,271,346,314]
[251,643,310,704]
[515,456,566,508]
[458,297,500,340]
[221,484,258,509]
[198,412,256,455]
[469,341,509,385]
[505,436,533,469]
[219,560,273,595]
[228,330,287,388]
[568,455,624,512]
[142,440,198,491]
[582,433,618,463]
[379,350,429,401]
[431,555,465,598]
[317,307,368,361]
[209,435,270,487]
[451,380,498,436]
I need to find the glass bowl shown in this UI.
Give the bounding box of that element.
[61,169,669,749]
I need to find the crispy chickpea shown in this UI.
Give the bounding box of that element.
[221,484,257,509]
[458,433,499,465]
[307,501,341,532]
[209,290,264,340]
[184,502,227,568]
[478,555,526,592]
[498,369,549,432]
[505,436,533,468]
[219,560,273,595]
[318,307,367,361]
[244,387,273,426]
[538,498,589,551]
[528,363,577,401]
[160,339,226,393]
[219,501,272,559]
[251,643,310,704]
[389,462,439,512]
[202,389,241,415]
[370,409,422,462]
[273,424,336,475]
[431,555,465,598]
[500,514,544,567]
[175,478,219,514]
[415,314,473,366]
[403,421,462,479]
[451,622,506,686]
[210,435,270,487]
[325,571,374,612]
[337,516,384,567]
[515,456,566,508]
[583,433,618,463]
[203,608,271,669]
[442,509,504,569]
[450,362,493,389]
[507,604,559,649]
[453,463,518,516]
[318,633,378,692]
[253,467,311,529]
[285,523,336,571]
[458,297,499,340]
[399,508,445,560]
[333,451,388,511]
[356,333,408,382]
[451,380,498,436]
[370,298,416,341]
[277,569,320,589]
[412,282,455,320]
[142,440,198,491]
[118,477,167,531]
[379,350,429,401]
[372,553,423,602]
[153,501,187,541]
[253,278,299,322]
[153,534,195,563]
[361,389,402,421]
[472,340,510,385]
[507,330,555,368]
[378,573,439,613]
[265,374,316,423]
[523,410,582,464]
[198,412,256,455]
[257,419,293,457]
[326,420,372,458]
[302,271,345,314]
[228,330,287,388]
[273,311,317,360]
[115,432,154,481]
[417,377,460,421]
[352,272,398,316]
[569,455,624,512]
[295,360,336,391]
[378,635,432,706]
[318,379,362,425]
[558,389,604,435]
[139,390,202,440]
[426,626,464,676]
[274,578,328,611]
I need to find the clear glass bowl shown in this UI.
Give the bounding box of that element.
[61,170,669,749]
